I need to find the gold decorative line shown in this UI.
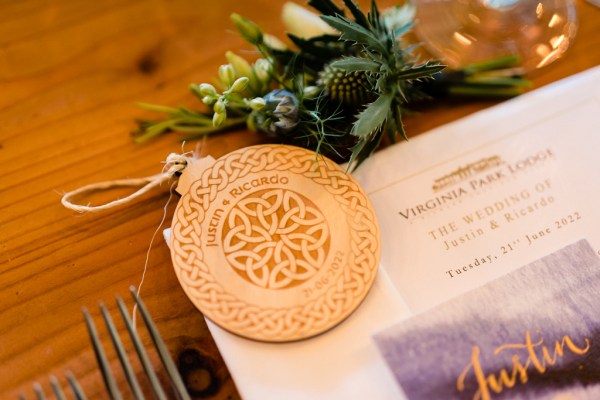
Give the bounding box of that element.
[432,155,503,192]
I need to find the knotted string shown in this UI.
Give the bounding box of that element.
[61,152,195,212]
[60,151,197,329]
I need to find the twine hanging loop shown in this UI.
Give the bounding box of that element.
[61,152,195,213]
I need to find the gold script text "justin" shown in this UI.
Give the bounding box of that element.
[456,330,590,400]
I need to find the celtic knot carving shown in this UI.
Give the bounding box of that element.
[171,144,380,341]
[223,189,330,289]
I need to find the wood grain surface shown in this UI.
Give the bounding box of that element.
[0,0,598,398]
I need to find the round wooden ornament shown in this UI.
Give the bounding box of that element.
[170,144,380,342]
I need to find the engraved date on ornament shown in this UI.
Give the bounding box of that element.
[303,251,344,298]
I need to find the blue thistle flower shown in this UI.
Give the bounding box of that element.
[250,89,299,137]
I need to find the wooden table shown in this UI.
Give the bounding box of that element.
[1,0,598,398]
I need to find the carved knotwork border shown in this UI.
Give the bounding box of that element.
[171,145,380,341]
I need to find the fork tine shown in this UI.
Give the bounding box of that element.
[82,307,122,400]
[49,376,66,400]
[66,371,87,400]
[116,296,167,400]
[130,288,191,400]
[33,383,45,400]
[100,302,145,400]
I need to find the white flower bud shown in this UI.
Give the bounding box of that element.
[303,85,321,99]
[225,51,252,78]
[213,98,227,114]
[198,83,217,97]
[248,97,266,110]
[230,13,264,45]
[263,34,287,51]
[213,111,226,127]
[229,77,249,93]
[282,2,337,39]
[383,4,416,35]
[218,64,235,87]
[253,59,272,82]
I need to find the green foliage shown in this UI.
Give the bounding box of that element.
[314,2,444,168]
[307,0,344,17]
[330,57,382,73]
[349,92,393,168]
[132,0,530,170]
[321,15,388,56]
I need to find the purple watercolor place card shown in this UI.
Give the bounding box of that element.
[374,240,600,400]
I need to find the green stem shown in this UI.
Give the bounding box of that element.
[135,102,181,114]
[134,115,247,143]
[448,85,526,97]
[464,76,532,87]
[181,117,247,140]
[461,55,521,75]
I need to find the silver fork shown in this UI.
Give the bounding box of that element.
[82,287,190,400]
[20,372,87,400]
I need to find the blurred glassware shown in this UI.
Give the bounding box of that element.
[412,0,578,72]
